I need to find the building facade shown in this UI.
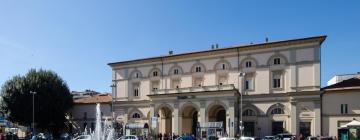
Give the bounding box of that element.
[109,36,326,137]
[69,94,112,133]
[322,76,360,137]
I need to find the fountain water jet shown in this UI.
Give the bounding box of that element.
[88,103,114,140]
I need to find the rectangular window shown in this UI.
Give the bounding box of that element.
[273,78,281,88]
[245,80,250,90]
[245,61,252,68]
[274,58,281,65]
[134,88,139,96]
[341,104,348,114]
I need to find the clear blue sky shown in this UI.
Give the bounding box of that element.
[0,1,359,93]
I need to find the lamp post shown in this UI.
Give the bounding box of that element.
[110,84,116,121]
[238,73,246,137]
[30,91,36,134]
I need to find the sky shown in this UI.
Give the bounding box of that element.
[0,1,359,93]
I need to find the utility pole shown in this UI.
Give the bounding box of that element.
[239,73,246,137]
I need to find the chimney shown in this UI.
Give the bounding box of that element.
[265,37,269,42]
[169,51,173,55]
[215,43,219,49]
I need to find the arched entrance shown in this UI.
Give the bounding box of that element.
[208,105,227,132]
[157,106,172,135]
[181,105,199,135]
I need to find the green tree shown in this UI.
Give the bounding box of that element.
[0,69,73,134]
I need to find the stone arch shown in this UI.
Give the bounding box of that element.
[180,101,200,115]
[155,103,174,114]
[129,69,143,79]
[213,59,232,71]
[206,100,229,114]
[190,62,206,73]
[240,56,259,68]
[127,108,145,119]
[267,53,289,66]
[242,103,261,116]
[266,103,290,116]
[168,64,184,76]
[148,67,162,77]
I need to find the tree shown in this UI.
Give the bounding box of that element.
[0,69,73,134]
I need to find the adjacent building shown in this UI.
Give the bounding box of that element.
[69,93,112,133]
[322,76,360,137]
[108,36,326,137]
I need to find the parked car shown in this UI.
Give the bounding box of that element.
[275,133,294,140]
[117,135,139,140]
[307,136,318,140]
[75,135,91,140]
[262,136,275,140]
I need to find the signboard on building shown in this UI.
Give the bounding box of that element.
[151,117,157,129]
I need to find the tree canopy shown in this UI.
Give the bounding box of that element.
[0,69,73,132]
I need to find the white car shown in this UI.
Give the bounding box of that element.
[117,135,139,140]
[240,136,256,140]
[75,135,92,140]
[219,137,238,140]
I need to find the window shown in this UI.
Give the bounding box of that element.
[135,73,139,78]
[132,113,141,119]
[341,104,348,114]
[245,61,252,68]
[245,80,250,90]
[153,71,158,77]
[133,83,140,96]
[174,69,179,75]
[271,108,284,115]
[195,66,202,72]
[221,64,226,70]
[273,58,281,65]
[243,109,255,116]
[272,74,282,89]
[134,88,139,97]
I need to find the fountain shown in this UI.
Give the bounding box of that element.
[87,103,115,140]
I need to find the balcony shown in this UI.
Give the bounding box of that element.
[152,84,236,95]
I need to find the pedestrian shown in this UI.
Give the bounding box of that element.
[159,133,163,140]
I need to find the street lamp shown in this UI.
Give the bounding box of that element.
[30,91,36,134]
[110,84,116,122]
[238,73,246,137]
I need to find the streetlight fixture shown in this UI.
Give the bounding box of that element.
[30,91,36,134]
[238,73,246,137]
[110,84,116,122]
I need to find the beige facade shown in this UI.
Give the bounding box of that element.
[109,36,326,137]
[322,87,360,137]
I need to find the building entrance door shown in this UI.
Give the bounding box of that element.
[244,122,255,136]
[272,121,284,135]
[300,122,311,140]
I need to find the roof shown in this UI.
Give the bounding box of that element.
[108,35,326,67]
[74,94,112,104]
[322,77,360,91]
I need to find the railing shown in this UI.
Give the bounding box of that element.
[152,84,236,95]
